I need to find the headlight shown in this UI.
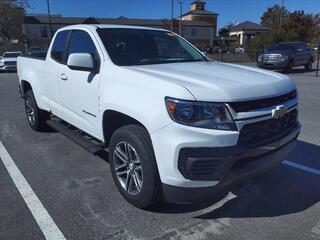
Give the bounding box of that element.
[0,61,3,66]
[258,54,262,61]
[280,55,288,61]
[165,97,237,131]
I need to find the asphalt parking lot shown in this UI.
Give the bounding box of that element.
[0,66,320,240]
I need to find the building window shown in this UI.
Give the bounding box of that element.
[40,26,48,38]
[191,28,197,36]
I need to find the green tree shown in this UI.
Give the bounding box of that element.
[0,0,29,52]
[283,11,320,42]
[259,5,320,44]
[261,4,289,30]
[218,23,234,37]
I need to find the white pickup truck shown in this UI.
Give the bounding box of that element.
[17,25,300,208]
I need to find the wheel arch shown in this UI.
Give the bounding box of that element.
[20,80,33,98]
[102,110,148,147]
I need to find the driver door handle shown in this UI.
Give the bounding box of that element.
[60,73,68,81]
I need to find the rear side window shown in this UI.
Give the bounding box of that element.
[51,30,69,63]
[67,30,100,67]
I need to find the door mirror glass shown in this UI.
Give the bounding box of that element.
[67,53,94,71]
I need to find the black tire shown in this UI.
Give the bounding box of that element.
[305,59,313,71]
[24,90,50,131]
[109,124,162,208]
[284,60,294,73]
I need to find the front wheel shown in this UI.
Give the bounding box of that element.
[284,60,294,73]
[24,90,50,131]
[305,59,313,71]
[109,125,162,208]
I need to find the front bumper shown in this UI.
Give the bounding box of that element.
[162,123,299,203]
[151,119,300,203]
[0,65,17,71]
[257,60,288,70]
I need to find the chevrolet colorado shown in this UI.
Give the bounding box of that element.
[17,25,300,208]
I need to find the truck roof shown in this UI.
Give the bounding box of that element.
[59,24,168,32]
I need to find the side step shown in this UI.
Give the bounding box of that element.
[47,119,105,155]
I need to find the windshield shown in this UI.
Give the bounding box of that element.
[268,44,294,51]
[97,28,206,66]
[3,52,21,58]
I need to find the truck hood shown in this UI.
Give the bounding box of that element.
[128,61,296,102]
[263,50,292,55]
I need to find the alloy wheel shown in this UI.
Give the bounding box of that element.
[25,98,35,125]
[113,141,143,195]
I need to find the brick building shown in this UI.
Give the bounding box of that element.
[22,0,218,50]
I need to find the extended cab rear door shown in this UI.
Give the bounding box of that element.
[46,30,70,112]
[57,29,102,139]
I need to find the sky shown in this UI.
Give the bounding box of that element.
[27,0,320,29]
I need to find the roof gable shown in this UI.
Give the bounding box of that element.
[229,21,269,32]
[182,9,218,17]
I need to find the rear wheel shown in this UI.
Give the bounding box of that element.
[305,59,313,71]
[109,125,162,208]
[24,90,50,131]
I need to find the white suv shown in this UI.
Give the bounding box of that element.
[17,25,300,208]
[0,51,22,71]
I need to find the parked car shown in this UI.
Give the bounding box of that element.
[26,50,48,59]
[0,51,22,72]
[234,46,245,54]
[28,46,43,54]
[17,25,300,208]
[218,47,228,54]
[257,42,315,72]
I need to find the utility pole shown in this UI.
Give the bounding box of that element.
[316,42,320,77]
[279,0,284,32]
[171,0,174,31]
[178,0,184,35]
[47,0,54,38]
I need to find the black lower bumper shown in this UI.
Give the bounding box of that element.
[257,61,287,70]
[162,124,300,203]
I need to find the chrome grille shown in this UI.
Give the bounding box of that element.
[4,61,16,66]
[262,54,280,63]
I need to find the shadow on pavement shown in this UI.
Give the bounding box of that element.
[287,68,318,77]
[93,125,319,216]
[289,140,320,169]
[147,190,230,214]
[194,140,320,219]
[146,140,320,215]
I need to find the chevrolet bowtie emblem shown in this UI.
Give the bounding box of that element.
[272,105,288,119]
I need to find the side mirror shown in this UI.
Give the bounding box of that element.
[67,53,95,72]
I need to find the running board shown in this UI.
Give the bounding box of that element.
[47,119,105,155]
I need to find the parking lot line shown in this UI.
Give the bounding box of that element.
[283,160,320,176]
[0,141,67,240]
